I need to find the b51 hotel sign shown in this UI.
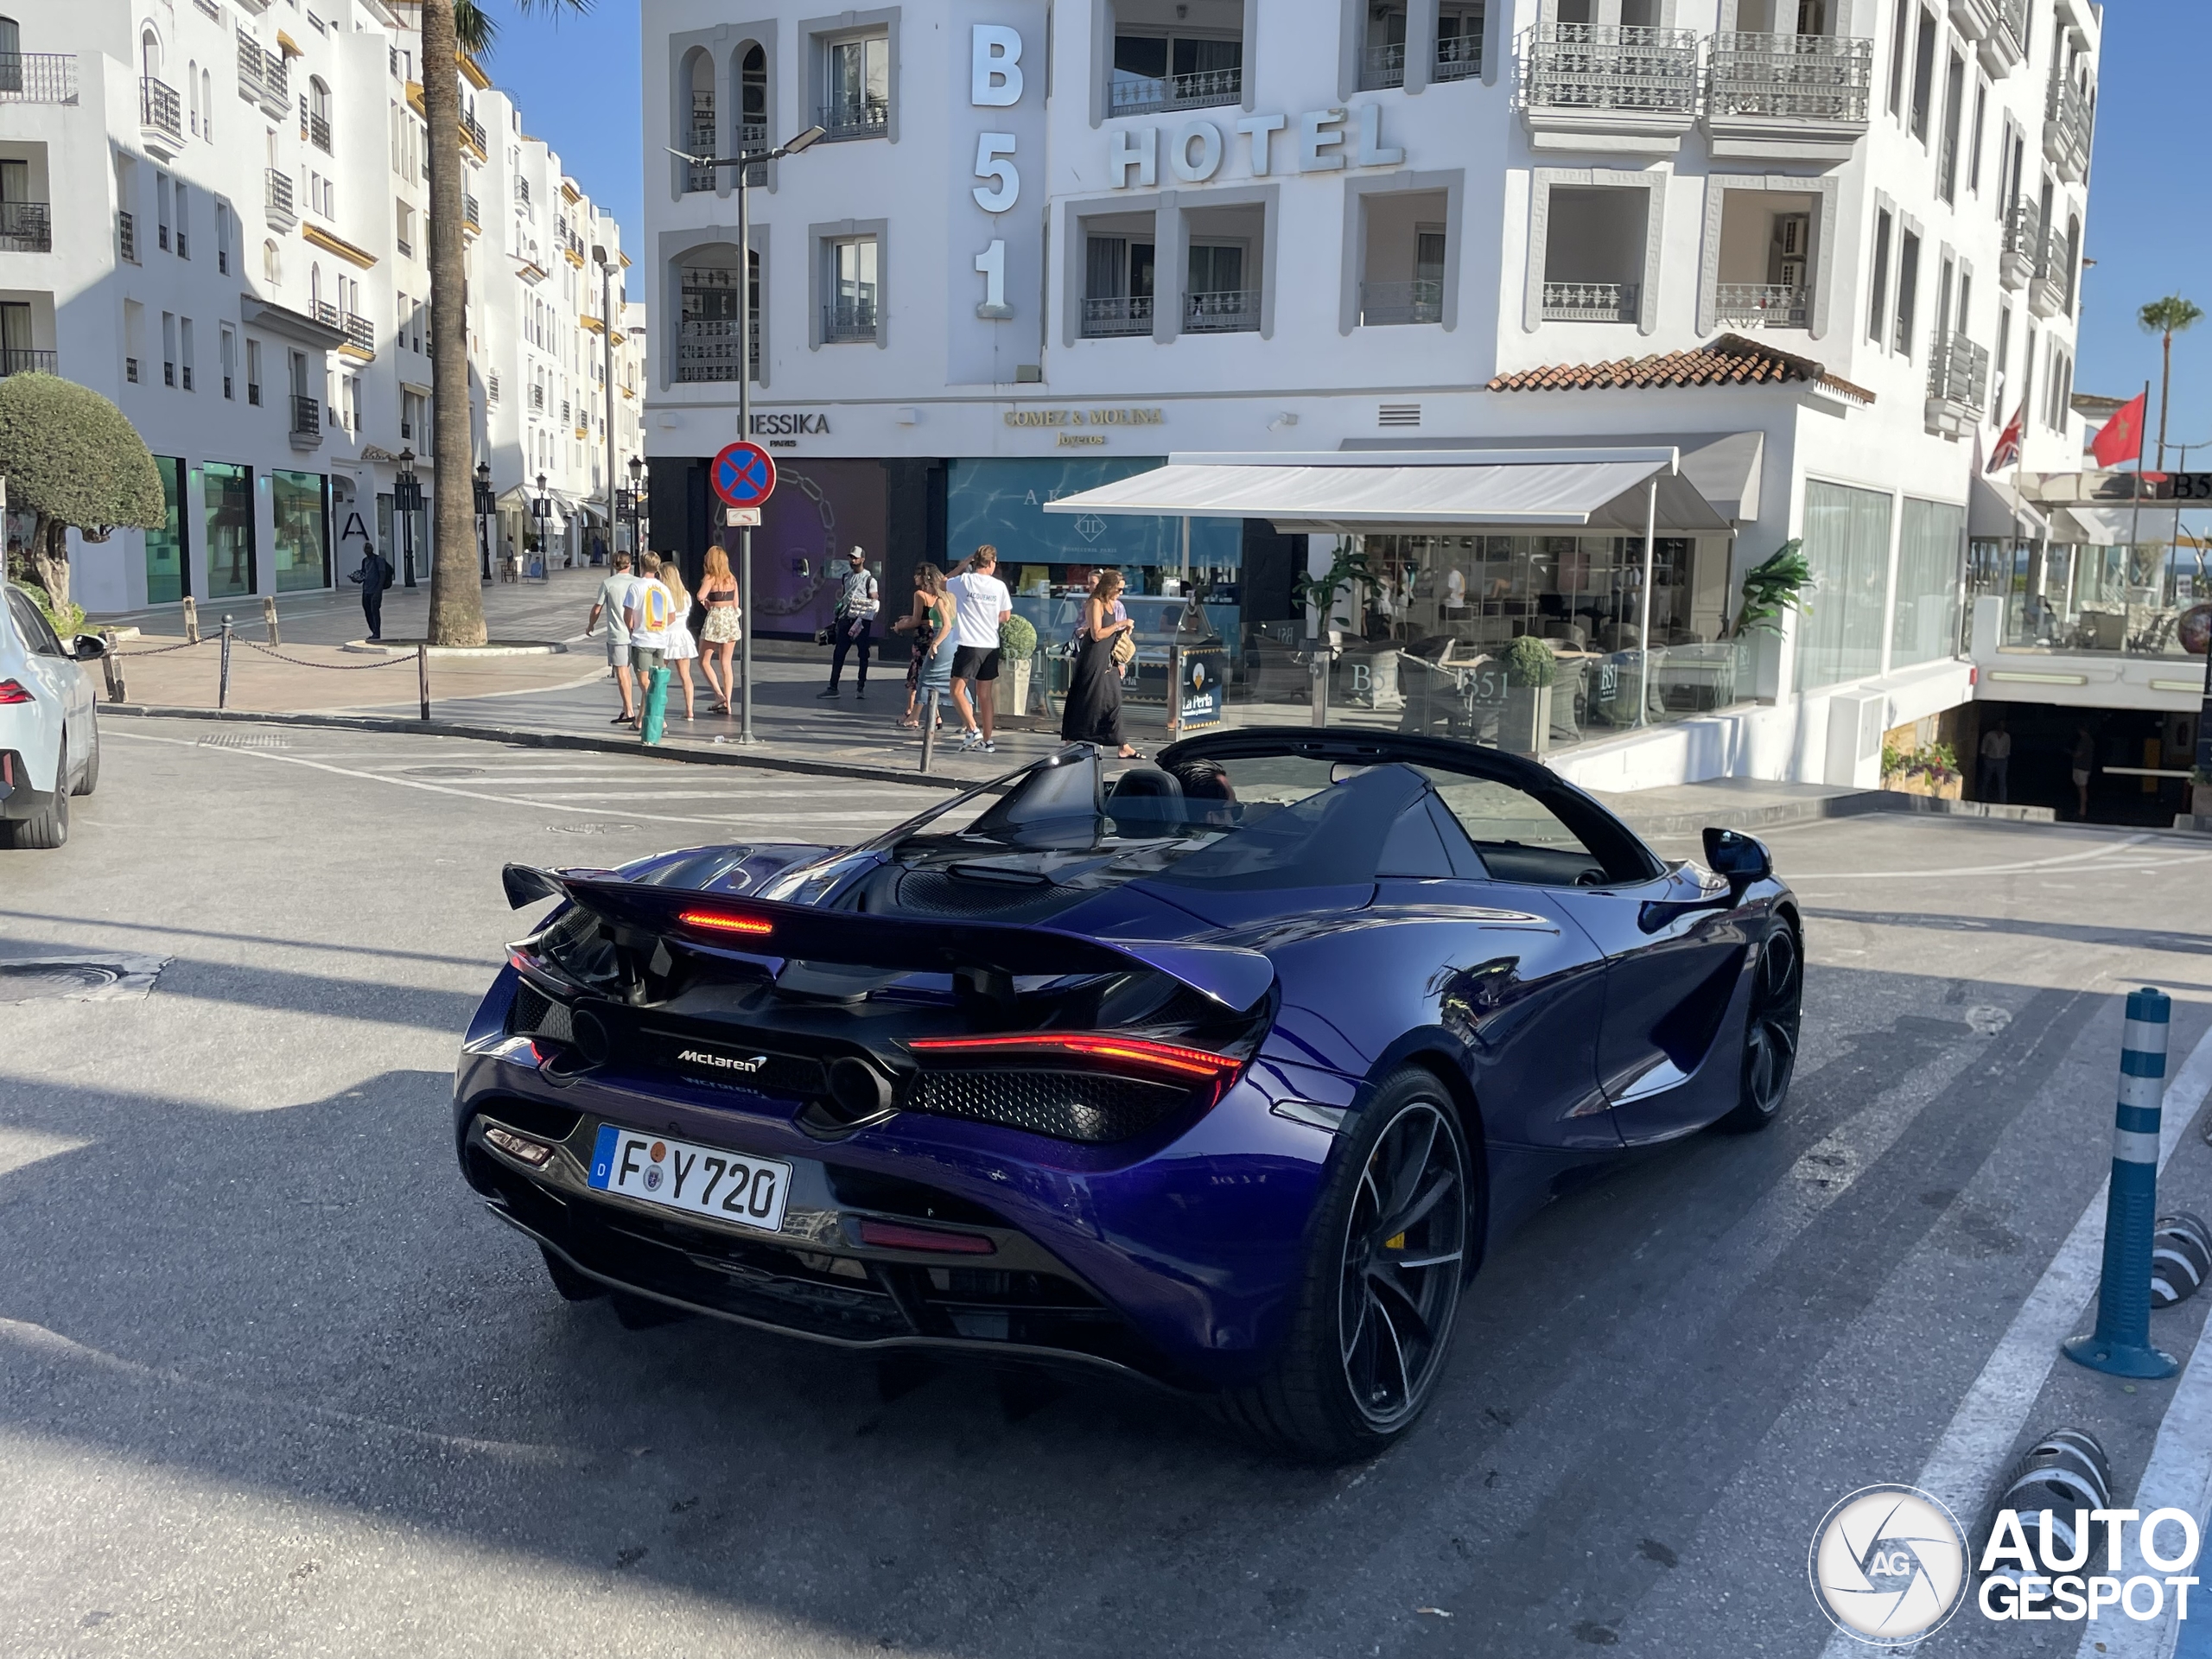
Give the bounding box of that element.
[947,10,1048,386]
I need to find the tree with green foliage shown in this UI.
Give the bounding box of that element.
[0,372,164,620]
[2138,295,2202,471]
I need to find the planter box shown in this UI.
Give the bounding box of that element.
[1503,683,1553,757]
[1004,657,1033,717]
[1881,770,1963,801]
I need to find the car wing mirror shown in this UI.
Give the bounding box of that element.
[1701,827,1772,895]
[72,634,108,662]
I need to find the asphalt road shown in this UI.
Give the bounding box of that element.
[4,717,2212,1658]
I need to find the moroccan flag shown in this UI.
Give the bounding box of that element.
[2091,391,2147,468]
[1987,404,2024,472]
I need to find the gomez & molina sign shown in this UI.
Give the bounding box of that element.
[1003,407,1165,428]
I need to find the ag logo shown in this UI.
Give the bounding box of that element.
[1808,1485,1969,1645]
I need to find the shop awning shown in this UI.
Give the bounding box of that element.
[1039,448,1731,537]
[1342,430,1765,522]
[1969,470,2050,540]
[2050,505,2133,546]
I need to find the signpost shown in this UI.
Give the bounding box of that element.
[710,440,779,744]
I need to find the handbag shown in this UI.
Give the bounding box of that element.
[1110,628,1137,668]
[812,624,836,646]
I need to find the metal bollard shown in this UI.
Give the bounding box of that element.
[99,629,125,704]
[2063,987,2178,1378]
[262,595,280,646]
[1166,645,1183,740]
[217,615,233,710]
[918,687,940,774]
[417,645,430,722]
[181,595,200,645]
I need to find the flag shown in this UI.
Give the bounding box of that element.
[2090,391,2147,469]
[1987,404,2024,473]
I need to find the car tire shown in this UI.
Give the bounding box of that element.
[1715,918,1803,1134]
[1221,1067,1473,1463]
[540,1244,607,1302]
[7,743,69,849]
[72,715,99,797]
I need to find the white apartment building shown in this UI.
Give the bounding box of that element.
[0,0,645,614]
[639,0,2117,797]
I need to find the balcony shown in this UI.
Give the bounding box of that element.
[140,76,182,152]
[514,176,531,207]
[118,209,137,263]
[1999,200,2040,290]
[1359,280,1443,327]
[0,347,58,378]
[1433,31,1482,84]
[1714,282,1810,329]
[289,394,321,448]
[316,302,376,359]
[461,112,486,156]
[1704,32,1873,161]
[1080,296,1154,339]
[237,35,288,119]
[1525,25,1698,155]
[529,384,545,411]
[1541,281,1639,323]
[740,122,768,186]
[2044,75,2092,182]
[306,110,331,153]
[2029,223,2070,320]
[818,95,889,141]
[1980,0,2028,75]
[264,168,296,231]
[1108,67,1241,118]
[462,194,481,236]
[1360,42,1406,92]
[823,297,879,343]
[0,52,79,105]
[1925,331,1990,436]
[0,200,51,253]
[1184,288,1260,334]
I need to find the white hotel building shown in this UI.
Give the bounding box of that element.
[643,0,2116,796]
[0,0,646,615]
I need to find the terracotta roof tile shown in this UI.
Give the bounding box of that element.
[1486,333,1875,404]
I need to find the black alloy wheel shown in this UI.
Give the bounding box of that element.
[1338,1098,1469,1431]
[1719,920,1803,1131]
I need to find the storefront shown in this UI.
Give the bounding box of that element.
[146,457,189,603]
[200,462,256,600]
[271,471,331,593]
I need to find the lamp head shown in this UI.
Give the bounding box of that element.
[592,244,608,266]
[780,124,827,156]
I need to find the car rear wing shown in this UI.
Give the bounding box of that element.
[505,864,1274,1013]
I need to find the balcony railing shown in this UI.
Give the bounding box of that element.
[1433,31,1483,82]
[1360,42,1406,92]
[1707,31,1873,123]
[1080,295,1155,339]
[265,167,296,228]
[1714,282,1810,328]
[1360,280,1444,327]
[2045,74,2092,180]
[515,176,531,205]
[0,348,58,378]
[290,394,321,438]
[0,200,52,252]
[823,297,879,342]
[1986,0,2029,69]
[1184,288,1262,334]
[0,52,79,105]
[1108,67,1243,118]
[118,209,137,263]
[2030,222,2071,318]
[1526,25,1698,115]
[1541,280,1640,322]
[1999,199,2041,289]
[1928,332,1990,409]
[818,95,890,140]
[676,317,756,380]
[462,111,486,152]
[529,384,545,410]
[307,110,331,152]
[140,76,182,145]
[462,194,481,232]
[741,121,768,185]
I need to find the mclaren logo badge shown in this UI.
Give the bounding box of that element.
[675,1048,768,1074]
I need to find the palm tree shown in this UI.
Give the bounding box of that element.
[2139,295,2203,472]
[420,0,586,646]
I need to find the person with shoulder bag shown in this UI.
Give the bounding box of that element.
[819,545,880,700]
[1061,569,1141,759]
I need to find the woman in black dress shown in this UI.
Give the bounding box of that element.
[1060,569,1141,757]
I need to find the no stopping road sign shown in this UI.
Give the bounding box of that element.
[712,442,778,512]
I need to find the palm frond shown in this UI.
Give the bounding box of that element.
[452,0,496,55]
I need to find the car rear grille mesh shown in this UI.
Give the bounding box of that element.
[890,870,1075,922]
[907,1070,1187,1144]
[508,980,574,1044]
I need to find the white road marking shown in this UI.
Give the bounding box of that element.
[2079,1326,2212,1658]
[1815,1021,2212,1659]
[1788,835,2163,880]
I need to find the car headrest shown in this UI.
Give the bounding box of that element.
[1109,766,1183,802]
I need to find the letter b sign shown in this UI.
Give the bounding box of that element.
[972,25,1022,105]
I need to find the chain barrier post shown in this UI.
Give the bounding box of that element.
[217,615,233,710]
[181,595,200,645]
[262,596,280,646]
[417,645,430,722]
[1166,645,1183,740]
[99,629,124,704]
[2064,987,2179,1379]
[919,687,939,773]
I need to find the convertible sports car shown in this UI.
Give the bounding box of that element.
[454,730,1801,1460]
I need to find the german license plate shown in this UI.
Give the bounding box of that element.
[587,1125,791,1234]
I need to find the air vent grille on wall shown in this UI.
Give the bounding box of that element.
[1378,404,1421,427]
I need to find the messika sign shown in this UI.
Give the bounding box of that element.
[1107,105,1407,189]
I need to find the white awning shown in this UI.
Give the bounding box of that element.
[2050,505,2133,546]
[1968,469,2050,540]
[1038,448,1731,536]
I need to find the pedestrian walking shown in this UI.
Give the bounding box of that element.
[1062,569,1142,758]
[659,557,701,721]
[625,553,676,744]
[1977,717,2012,804]
[819,545,881,699]
[914,568,958,728]
[698,543,740,715]
[586,550,639,725]
[890,563,948,729]
[2071,723,2097,820]
[347,541,394,642]
[945,545,1013,753]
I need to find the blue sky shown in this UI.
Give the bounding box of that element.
[480,1,2206,457]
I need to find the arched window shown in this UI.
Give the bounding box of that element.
[0,20,19,95]
[309,263,322,314]
[264,239,281,283]
[2064,214,2081,316]
[308,76,331,151]
[187,59,198,134]
[201,68,213,141]
[140,28,159,80]
[681,48,714,193]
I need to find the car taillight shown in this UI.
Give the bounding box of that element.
[675,908,775,938]
[905,1033,1245,1088]
[0,680,35,705]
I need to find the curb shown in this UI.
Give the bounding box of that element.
[337,639,571,658]
[100,703,975,791]
[1611,789,2058,837]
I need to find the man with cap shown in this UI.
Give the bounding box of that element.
[820,544,880,700]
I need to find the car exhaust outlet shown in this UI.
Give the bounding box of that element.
[829,1056,894,1118]
[484,1126,555,1167]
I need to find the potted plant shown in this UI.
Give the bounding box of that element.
[1000,612,1039,717]
[1880,741,1964,801]
[1503,635,1556,756]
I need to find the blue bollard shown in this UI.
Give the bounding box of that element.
[2064,988,2179,1379]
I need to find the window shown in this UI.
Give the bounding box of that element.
[162,311,176,386]
[678,254,753,379]
[307,76,331,152]
[203,461,256,598]
[1967,79,1986,194]
[156,171,170,251]
[1908,7,1936,142]
[1109,7,1243,117]
[402,388,425,442]
[146,455,189,603]
[683,48,715,192]
[179,317,194,391]
[246,336,263,405]
[1993,302,2011,418]
[823,234,878,341]
[272,469,328,591]
[1936,51,1964,202]
[397,200,414,259]
[215,200,231,274]
[1360,8,1408,92]
[1886,0,1909,118]
[1435,5,1484,82]
[219,324,236,398]
[1185,242,1255,334]
[201,67,213,143]
[1892,497,1965,669]
[1795,480,1892,691]
[1892,229,1920,357]
[174,181,188,258]
[1542,186,1648,325]
[823,33,889,137]
[264,239,280,284]
[188,58,199,135]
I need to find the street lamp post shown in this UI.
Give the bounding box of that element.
[626,454,645,558]
[396,448,420,590]
[671,121,825,746]
[593,244,620,573]
[534,470,550,575]
[474,461,495,582]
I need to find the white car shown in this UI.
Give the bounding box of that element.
[2,581,104,849]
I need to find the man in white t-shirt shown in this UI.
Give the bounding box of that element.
[944,545,1013,752]
[586,550,638,725]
